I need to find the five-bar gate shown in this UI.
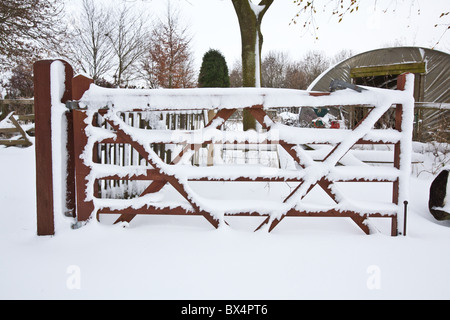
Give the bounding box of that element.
[34,60,415,236]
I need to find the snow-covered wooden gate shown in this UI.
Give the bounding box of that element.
[34,60,415,236]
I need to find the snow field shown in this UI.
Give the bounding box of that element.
[1,143,450,299]
[2,65,448,299]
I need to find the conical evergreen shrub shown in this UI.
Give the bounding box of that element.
[198,49,230,88]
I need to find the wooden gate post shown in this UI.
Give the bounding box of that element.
[71,75,95,223]
[34,60,73,236]
[62,74,94,221]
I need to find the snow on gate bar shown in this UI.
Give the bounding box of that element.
[34,59,415,236]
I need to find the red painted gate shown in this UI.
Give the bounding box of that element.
[34,60,415,236]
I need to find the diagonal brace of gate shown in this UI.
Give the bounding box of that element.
[247,104,389,233]
[101,108,237,228]
[102,112,220,228]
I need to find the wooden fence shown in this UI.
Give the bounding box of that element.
[34,59,416,237]
[0,99,34,147]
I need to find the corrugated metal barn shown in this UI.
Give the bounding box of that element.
[308,47,449,142]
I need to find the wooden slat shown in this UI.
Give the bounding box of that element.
[350,62,426,78]
[16,114,35,121]
[113,180,168,224]
[0,112,32,147]
[0,127,22,134]
[9,113,31,146]
[0,99,34,105]
[0,139,32,146]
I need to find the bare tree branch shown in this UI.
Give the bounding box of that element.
[106,3,150,87]
[0,0,65,67]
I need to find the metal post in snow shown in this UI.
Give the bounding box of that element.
[404,200,408,236]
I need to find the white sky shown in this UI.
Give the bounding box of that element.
[67,0,450,71]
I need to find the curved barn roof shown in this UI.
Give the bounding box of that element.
[308,47,450,103]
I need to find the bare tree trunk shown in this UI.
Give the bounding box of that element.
[231,0,273,130]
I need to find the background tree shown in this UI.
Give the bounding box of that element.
[198,49,230,88]
[300,50,330,87]
[59,0,150,87]
[231,0,274,130]
[292,0,449,45]
[62,0,114,82]
[261,51,290,88]
[2,63,34,99]
[0,54,35,119]
[259,50,331,90]
[222,49,353,91]
[284,61,308,89]
[0,0,65,70]
[229,60,243,88]
[198,49,230,165]
[106,4,149,87]
[330,49,354,66]
[141,4,195,88]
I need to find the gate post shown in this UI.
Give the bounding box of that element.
[34,60,73,236]
[72,75,95,223]
[393,73,413,236]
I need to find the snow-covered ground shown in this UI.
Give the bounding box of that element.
[1,141,449,300]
